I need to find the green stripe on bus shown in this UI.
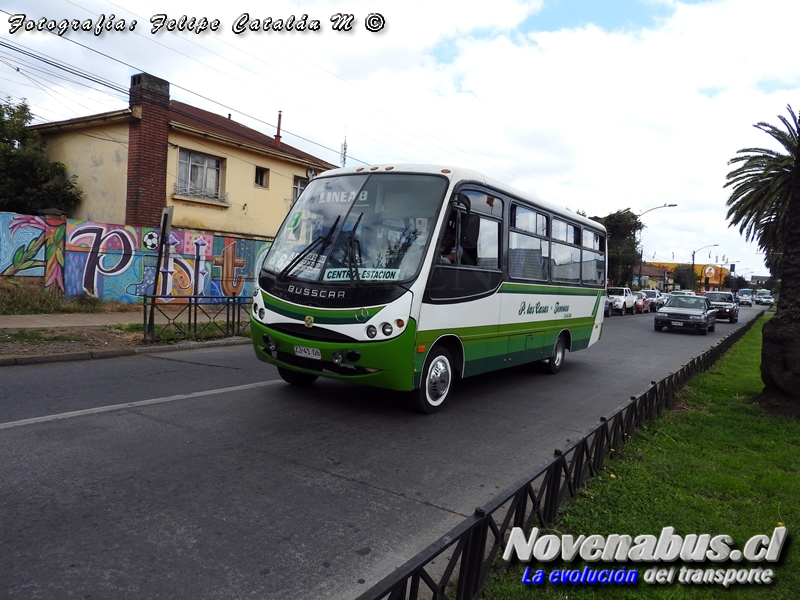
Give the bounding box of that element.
[260,291,386,324]
[498,283,602,296]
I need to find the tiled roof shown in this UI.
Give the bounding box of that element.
[169,101,336,170]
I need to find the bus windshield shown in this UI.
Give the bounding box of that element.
[263,172,448,283]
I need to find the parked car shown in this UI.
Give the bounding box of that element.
[641,289,666,309]
[654,294,717,335]
[607,286,636,315]
[633,291,652,313]
[704,291,739,323]
[737,289,754,306]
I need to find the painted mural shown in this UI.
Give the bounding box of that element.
[1,211,271,303]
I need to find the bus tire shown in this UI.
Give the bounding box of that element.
[277,367,318,386]
[545,334,566,375]
[412,347,454,414]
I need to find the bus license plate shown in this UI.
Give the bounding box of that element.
[294,345,321,360]
[671,321,683,326]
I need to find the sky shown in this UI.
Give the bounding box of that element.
[2,0,799,280]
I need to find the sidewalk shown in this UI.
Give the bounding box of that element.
[0,312,147,329]
[0,311,252,367]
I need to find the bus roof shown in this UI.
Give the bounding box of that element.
[317,164,606,233]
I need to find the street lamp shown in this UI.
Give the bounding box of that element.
[638,204,678,287]
[691,243,719,292]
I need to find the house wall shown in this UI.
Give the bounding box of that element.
[166,130,300,240]
[40,122,129,224]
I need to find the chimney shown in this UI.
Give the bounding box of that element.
[126,73,170,227]
[275,110,282,147]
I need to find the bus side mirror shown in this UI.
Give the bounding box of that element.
[452,192,471,214]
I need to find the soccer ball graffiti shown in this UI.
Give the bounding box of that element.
[142,231,160,251]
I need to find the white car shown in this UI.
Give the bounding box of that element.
[607,286,636,315]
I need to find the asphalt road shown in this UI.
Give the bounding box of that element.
[0,306,763,600]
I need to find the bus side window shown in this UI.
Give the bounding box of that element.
[474,218,499,269]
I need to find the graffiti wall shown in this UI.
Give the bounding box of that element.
[1,212,271,302]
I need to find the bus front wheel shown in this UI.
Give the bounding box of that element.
[277,367,319,386]
[412,348,454,414]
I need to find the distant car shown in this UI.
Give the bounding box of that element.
[759,295,775,306]
[604,293,613,317]
[737,290,754,306]
[704,291,739,323]
[633,291,652,313]
[654,294,717,335]
[670,290,696,296]
[641,289,666,309]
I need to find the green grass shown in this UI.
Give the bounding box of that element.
[481,315,798,599]
[0,281,140,315]
[116,322,229,343]
[1,329,85,343]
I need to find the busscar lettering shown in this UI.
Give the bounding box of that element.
[287,285,345,299]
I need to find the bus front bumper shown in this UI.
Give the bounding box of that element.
[250,316,418,392]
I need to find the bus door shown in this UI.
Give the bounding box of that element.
[422,192,504,377]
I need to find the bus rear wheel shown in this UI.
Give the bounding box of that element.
[411,347,454,414]
[545,334,566,374]
[277,367,319,386]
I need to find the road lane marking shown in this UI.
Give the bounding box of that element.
[0,380,282,430]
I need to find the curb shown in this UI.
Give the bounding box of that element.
[0,336,252,367]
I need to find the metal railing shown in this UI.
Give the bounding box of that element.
[357,312,763,600]
[142,295,251,342]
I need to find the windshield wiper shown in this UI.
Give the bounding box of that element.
[277,215,341,281]
[344,212,364,288]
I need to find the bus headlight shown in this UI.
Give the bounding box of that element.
[381,322,393,336]
[258,307,265,321]
[366,325,377,338]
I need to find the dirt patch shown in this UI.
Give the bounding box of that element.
[752,388,800,422]
[0,326,145,358]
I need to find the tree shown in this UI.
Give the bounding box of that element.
[590,209,642,286]
[0,98,82,215]
[723,274,750,293]
[673,264,697,291]
[724,105,800,399]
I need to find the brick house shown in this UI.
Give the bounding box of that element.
[31,73,336,241]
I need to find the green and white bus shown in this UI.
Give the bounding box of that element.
[251,165,607,412]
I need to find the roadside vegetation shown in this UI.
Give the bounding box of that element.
[481,315,798,599]
[0,282,139,315]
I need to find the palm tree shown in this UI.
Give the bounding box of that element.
[725,105,800,398]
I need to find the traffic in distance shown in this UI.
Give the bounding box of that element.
[250,165,607,413]
[604,287,769,337]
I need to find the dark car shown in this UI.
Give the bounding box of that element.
[604,293,613,317]
[704,291,739,323]
[654,295,717,335]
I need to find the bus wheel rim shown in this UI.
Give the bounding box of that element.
[426,357,451,405]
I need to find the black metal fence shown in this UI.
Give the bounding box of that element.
[357,313,764,600]
[141,295,251,342]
